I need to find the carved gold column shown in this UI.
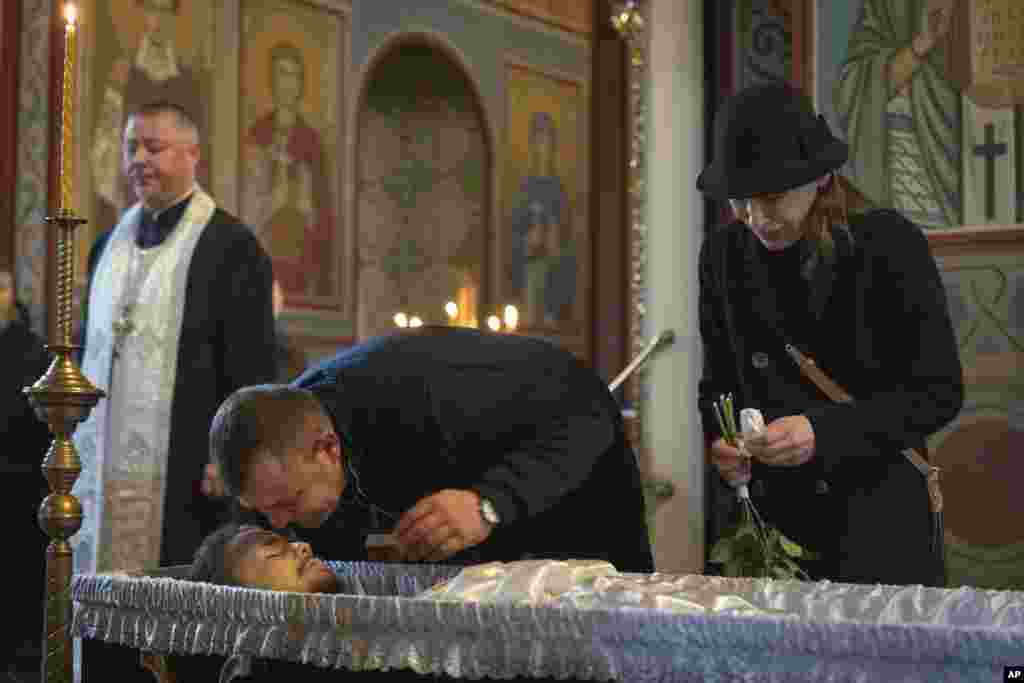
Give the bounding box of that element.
[611,1,674,511]
[24,4,105,682]
[611,0,648,424]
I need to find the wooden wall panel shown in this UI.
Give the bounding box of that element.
[780,0,813,93]
[495,0,593,35]
[590,0,627,383]
[0,2,21,274]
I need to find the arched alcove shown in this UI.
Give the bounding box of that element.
[353,38,491,339]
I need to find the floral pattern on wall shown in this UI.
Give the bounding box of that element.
[356,44,488,339]
[932,255,1024,590]
[15,0,52,335]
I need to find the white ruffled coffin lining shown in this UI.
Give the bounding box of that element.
[71,561,1023,681]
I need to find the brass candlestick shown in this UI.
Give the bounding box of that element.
[25,6,100,680]
[25,208,104,683]
[20,6,98,681]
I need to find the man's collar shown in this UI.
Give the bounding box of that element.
[137,190,195,248]
[149,187,195,219]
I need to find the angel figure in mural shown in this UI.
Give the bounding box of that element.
[835,0,1022,228]
[91,0,209,230]
[242,41,334,301]
[508,111,576,329]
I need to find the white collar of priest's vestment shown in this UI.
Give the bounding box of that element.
[152,187,195,221]
[72,185,215,576]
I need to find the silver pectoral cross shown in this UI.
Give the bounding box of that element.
[112,305,135,358]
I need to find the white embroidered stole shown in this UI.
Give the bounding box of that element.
[72,188,215,576]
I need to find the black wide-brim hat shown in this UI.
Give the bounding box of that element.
[696,82,848,200]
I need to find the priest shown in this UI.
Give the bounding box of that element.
[74,101,277,578]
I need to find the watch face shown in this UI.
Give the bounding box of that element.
[481,498,500,525]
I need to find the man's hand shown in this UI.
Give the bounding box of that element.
[394,489,492,563]
[743,415,816,467]
[709,437,751,486]
[200,462,225,498]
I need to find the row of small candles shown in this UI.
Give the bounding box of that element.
[395,303,519,332]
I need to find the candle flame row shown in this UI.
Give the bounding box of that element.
[395,303,519,332]
[393,313,423,329]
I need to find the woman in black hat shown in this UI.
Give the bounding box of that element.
[696,82,963,586]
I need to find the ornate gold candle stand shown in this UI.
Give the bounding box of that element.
[25,208,104,683]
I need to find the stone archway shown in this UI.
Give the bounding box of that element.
[354,40,490,339]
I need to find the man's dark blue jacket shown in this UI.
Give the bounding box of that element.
[286,325,654,573]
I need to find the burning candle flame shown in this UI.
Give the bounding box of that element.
[59,3,78,210]
[503,304,518,332]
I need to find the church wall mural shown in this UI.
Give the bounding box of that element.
[350,0,591,355]
[239,0,346,312]
[13,0,52,337]
[355,42,489,341]
[502,61,587,350]
[12,0,593,360]
[930,238,1024,589]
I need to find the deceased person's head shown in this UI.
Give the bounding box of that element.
[190,523,339,593]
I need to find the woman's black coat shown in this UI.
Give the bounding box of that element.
[698,209,963,585]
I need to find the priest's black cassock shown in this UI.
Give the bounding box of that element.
[81,194,278,566]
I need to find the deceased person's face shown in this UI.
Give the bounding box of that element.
[229,527,338,593]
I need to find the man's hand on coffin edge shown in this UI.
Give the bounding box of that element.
[394,489,493,563]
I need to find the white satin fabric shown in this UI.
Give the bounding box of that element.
[71,561,1023,682]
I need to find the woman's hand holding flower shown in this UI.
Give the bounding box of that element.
[710,437,752,486]
[743,415,816,466]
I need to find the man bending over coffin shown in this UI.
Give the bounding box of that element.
[207,325,654,572]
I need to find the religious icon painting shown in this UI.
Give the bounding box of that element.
[239,0,350,316]
[816,0,1023,231]
[80,0,217,286]
[502,60,589,354]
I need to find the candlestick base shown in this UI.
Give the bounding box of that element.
[30,207,101,683]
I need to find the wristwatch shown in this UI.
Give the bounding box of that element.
[479,497,501,526]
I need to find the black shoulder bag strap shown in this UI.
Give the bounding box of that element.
[784,343,945,569]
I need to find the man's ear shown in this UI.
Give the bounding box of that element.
[315,431,342,465]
